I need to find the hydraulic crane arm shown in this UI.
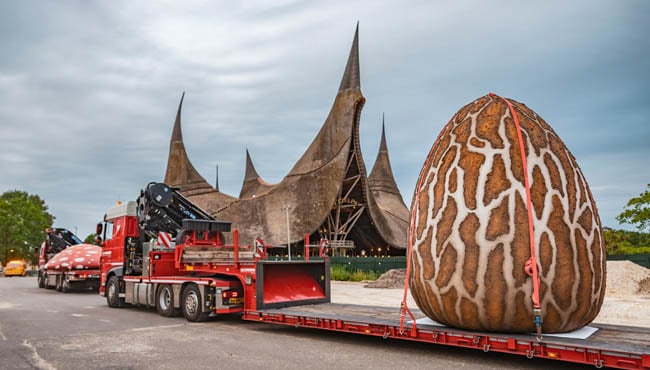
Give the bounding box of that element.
[136,182,215,241]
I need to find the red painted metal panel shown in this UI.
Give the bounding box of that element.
[262,264,326,304]
[242,311,649,369]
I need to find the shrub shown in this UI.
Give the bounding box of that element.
[330,265,378,281]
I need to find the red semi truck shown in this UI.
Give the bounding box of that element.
[37,228,101,292]
[98,183,650,369]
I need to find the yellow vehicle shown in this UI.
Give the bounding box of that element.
[4,260,27,277]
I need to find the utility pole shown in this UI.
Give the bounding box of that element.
[283,205,291,260]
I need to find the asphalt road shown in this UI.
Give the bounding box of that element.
[0,277,597,370]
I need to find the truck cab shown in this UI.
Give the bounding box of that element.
[97,201,139,297]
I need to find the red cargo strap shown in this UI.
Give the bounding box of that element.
[490,93,543,340]
[400,123,449,335]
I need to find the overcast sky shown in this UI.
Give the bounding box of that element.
[1,1,648,240]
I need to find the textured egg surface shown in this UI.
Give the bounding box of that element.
[410,94,606,333]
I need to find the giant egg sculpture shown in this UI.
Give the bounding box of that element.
[409,94,606,333]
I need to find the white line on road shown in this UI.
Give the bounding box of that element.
[22,339,58,370]
[130,324,187,332]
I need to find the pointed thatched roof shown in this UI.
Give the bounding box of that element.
[163,93,237,207]
[367,116,409,248]
[163,92,214,195]
[163,25,408,250]
[239,149,275,199]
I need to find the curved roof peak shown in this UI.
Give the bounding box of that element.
[163,92,213,194]
[338,23,360,92]
[369,116,401,196]
[379,113,388,152]
[244,148,260,180]
[171,92,185,142]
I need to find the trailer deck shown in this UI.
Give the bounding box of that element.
[244,303,650,369]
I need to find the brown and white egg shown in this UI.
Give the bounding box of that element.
[409,94,606,333]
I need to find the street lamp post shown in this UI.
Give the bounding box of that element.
[283,205,291,261]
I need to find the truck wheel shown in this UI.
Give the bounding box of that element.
[106,276,126,308]
[44,273,54,290]
[61,276,70,293]
[181,284,209,322]
[38,273,45,288]
[55,275,63,292]
[156,285,181,317]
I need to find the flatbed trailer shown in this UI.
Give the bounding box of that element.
[43,268,101,292]
[244,303,650,369]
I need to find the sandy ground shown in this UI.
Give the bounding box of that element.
[330,260,650,328]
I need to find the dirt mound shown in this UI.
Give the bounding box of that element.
[606,260,650,296]
[636,277,650,295]
[365,269,406,288]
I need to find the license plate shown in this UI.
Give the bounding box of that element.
[229,298,243,305]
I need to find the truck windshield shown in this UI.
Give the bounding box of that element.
[47,228,83,252]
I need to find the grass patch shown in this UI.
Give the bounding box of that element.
[331,265,378,282]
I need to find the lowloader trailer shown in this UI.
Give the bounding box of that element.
[245,304,650,369]
[100,183,650,369]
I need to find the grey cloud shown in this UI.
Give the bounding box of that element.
[1,1,648,239]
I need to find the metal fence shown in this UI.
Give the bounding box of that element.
[267,256,407,274]
[269,254,650,273]
[606,254,650,268]
[329,256,407,274]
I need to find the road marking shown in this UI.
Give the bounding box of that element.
[0,302,16,309]
[130,324,186,332]
[0,321,7,340]
[71,314,87,318]
[22,340,57,370]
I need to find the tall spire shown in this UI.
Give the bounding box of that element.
[215,164,219,192]
[163,92,213,193]
[379,113,388,152]
[369,115,402,196]
[171,92,185,142]
[243,148,260,180]
[240,148,272,198]
[338,22,360,92]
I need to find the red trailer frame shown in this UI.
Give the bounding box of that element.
[243,302,650,369]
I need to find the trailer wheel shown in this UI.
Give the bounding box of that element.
[106,276,126,308]
[181,284,209,322]
[156,285,181,317]
[38,272,45,288]
[44,273,54,290]
[61,275,70,293]
[55,275,63,292]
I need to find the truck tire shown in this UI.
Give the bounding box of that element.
[55,275,63,292]
[38,272,45,288]
[156,285,181,317]
[106,276,126,308]
[61,275,70,293]
[181,284,209,322]
[44,273,54,290]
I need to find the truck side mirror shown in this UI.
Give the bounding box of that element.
[96,223,103,235]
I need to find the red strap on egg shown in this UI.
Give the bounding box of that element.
[490,93,543,340]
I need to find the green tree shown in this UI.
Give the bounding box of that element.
[84,233,99,245]
[617,184,650,232]
[603,227,650,255]
[0,190,54,265]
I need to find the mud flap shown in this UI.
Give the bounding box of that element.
[256,260,330,309]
